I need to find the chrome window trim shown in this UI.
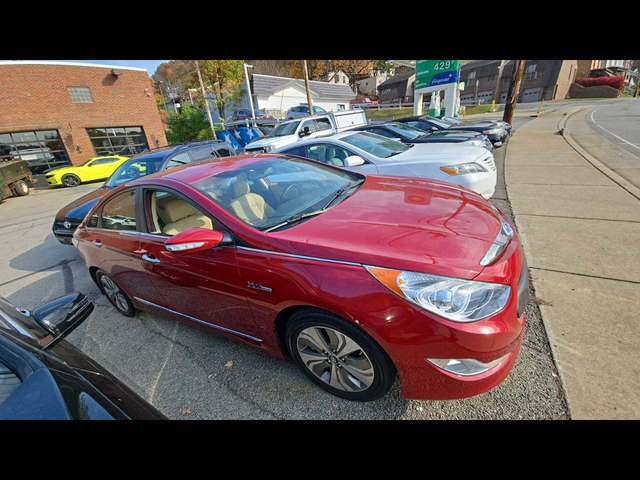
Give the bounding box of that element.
[0,310,37,339]
[236,246,361,267]
[133,297,262,343]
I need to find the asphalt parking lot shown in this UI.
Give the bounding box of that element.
[0,119,570,419]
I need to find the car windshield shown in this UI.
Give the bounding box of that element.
[385,123,427,140]
[105,156,164,188]
[191,156,362,231]
[340,132,410,158]
[255,110,266,115]
[270,121,300,137]
[441,116,461,124]
[421,116,452,129]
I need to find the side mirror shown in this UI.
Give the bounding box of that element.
[344,155,365,167]
[165,227,230,253]
[430,126,438,132]
[32,293,94,349]
[392,138,403,142]
[299,126,311,137]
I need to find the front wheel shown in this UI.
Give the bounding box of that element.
[62,174,81,188]
[13,180,30,196]
[286,309,396,402]
[96,270,136,317]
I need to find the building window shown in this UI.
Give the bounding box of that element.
[86,126,149,156]
[0,130,70,174]
[68,86,94,103]
[468,71,476,80]
[487,74,496,81]
[525,64,538,80]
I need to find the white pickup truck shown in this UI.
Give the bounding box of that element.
[244,109,367,154]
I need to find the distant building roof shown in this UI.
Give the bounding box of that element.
[377,70,415,89]
[251,73,355,99]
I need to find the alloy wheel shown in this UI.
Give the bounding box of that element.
[63,175,80,187]
[100,275,130,313]
[296,326,375,392]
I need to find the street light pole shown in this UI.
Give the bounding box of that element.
[243,63,256,120]
[194,60,217,141]
[302,60,314,116]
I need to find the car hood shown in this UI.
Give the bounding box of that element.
[267,175,501,279]
[246,135,295,150]
[390,143,488,164]
[421,131,483,140]
[55,186,108,222]
[449,121,502,130]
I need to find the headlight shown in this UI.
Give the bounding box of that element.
[440,163,487,175]
[365,267,511,323]
[480,219,514,266]
[462,140,484,147]
[264,145,277,152]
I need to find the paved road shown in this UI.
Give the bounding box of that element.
[0,130,569,419]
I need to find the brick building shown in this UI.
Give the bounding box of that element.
[377,71,416,104]
[459,60,578,104]
[0,61,166,174]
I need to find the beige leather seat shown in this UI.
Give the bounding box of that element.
[160,198,213,235]
[228,179,274,225]
[324,147,344,166]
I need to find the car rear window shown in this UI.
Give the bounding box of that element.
[0,360,21,406]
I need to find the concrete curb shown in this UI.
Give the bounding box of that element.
[560,108,640,202]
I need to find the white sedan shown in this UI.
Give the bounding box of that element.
[273,131,497,199]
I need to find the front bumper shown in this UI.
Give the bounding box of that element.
[364,234,526,400]
[52,219,80,245]
[46,176,59,185]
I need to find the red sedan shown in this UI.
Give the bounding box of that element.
[73,154,527,402]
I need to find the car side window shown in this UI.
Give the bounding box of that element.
[100,190,137,231]
[214,145,233,157]
[282,146,305,157]
[145,190,216,236]
[301,120,318,134]
[304,143,352,167]
[91,157,118,165]
[165,152,192,169]
[190,146,218,162]
[316,118,332,131]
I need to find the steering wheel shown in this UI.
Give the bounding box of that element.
[281,184,301,204]
[126,166,141,179]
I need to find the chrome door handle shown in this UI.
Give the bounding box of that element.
[142,254,160,263]
[93,240,102,247]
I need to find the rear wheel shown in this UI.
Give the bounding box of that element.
[96,270,136,317]
[13,180,29,196]
[286,309,396,402]
[62,174,81,188]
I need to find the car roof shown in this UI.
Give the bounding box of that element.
[125,140,230,161]
[131,154,282,185]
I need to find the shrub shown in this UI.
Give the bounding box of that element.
[575,76,624,90]
[165,105,214,144]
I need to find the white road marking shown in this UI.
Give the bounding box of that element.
[590,107,640,151]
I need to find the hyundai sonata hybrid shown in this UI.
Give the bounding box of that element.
[73,154,527,402]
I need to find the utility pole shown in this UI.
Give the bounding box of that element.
[302,60,314,115]
[503,60,526,125]
[635,74,639,98]
[194,60,217,141]
[493,60,507,105]
[243,63,256,120]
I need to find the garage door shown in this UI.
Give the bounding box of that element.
[522,88,542,103]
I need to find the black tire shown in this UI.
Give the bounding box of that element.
[286,308,396,402]
[95,270,136,317]
[61,174,81,188]
[13,180,30,196]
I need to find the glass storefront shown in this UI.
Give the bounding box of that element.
[0,130,71,174]
[86,126,149,156]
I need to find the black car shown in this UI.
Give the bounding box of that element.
[395,115,510,146]
[0,293,166,419]
[350,123,493,151]
[53,140,238,244]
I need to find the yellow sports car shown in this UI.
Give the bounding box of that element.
[45,155,130,187]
